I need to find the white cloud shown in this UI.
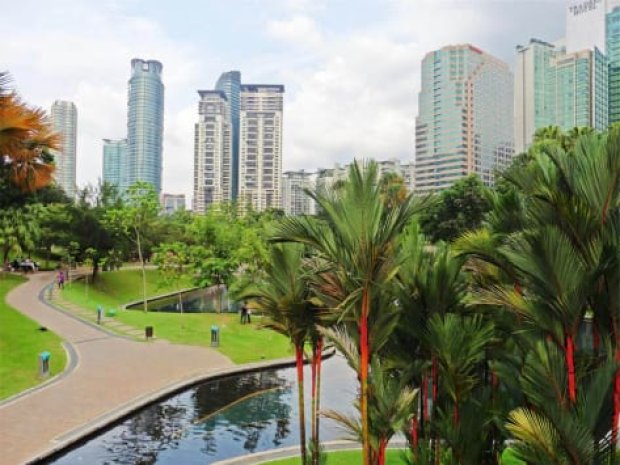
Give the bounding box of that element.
[267,15,323,50]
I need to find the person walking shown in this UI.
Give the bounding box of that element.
[57,270,65,289]
[240,302,247,324]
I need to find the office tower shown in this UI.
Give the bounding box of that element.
[401,162,416,193]
[238,84,284,212]
[215,71,241,199]
[414,44,514,195]
[282,170,315,216]
[161,193,186,214]
[566,0,620,54]
[102,138,127,188]
[50,100,77,198]
[193,90,232,213]
[515,39,609,152]
[609,6,620,123]
[127,58,164,193]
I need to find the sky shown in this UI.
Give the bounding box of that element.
[0,0,567,201]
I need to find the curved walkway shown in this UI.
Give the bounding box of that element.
[0,272,233,465]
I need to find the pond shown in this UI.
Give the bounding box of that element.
[126,286,239,313]
[48,355,357,464]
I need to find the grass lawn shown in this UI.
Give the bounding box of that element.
[260,449,410,465]
[61,269,293,364]
[0,274,67,400]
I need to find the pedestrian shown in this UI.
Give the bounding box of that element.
[247,306,252,324]
[240,302,247,325]
[57,270,65,289]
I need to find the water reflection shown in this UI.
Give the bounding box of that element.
[49,355,356,465]
[126,286,239,314]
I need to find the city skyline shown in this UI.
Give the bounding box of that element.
[0,0,567,201]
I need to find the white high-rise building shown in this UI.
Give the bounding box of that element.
[193,90,232,213]
[414,45,514,195]
[566,0,620,54]
[161,193,186,214]
[50,100,77,198]
[282,170,315,216]
[238,84,284,212]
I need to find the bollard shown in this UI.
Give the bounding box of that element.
[145,326,154,340]
[39,351,51,377]
[96,306,103,325]
[210,325,220,347]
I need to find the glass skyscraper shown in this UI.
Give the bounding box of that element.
[127,59,164,193]
[215,71,241,199]
[414,45,514,195]
[50,100,77,198]
[102,138,127,189]
[608,6,620,123]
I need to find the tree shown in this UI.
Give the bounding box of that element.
[275,161,428,465]
[105,182,159,311]
[0,204,41,265]
[0,71,58,194]
[238,244,318,465]
[418,175,491,243]
[154,242,191,312]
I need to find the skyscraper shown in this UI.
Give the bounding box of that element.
[102,138,127,188]
[127,58,164,193]
[50,100,77,198]
[193,90,232,213]
[215,71,241,199]
[515,39,609,152]
[161,193,186,214]
[238,84,285,212]
[608,6,620,123]
[414,44,514,195]
[282,170,315,216]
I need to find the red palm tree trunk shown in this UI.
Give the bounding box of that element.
[565,334,576,404]
[295,344,308,465]
[360,288,370,465]
[378,438,387,465]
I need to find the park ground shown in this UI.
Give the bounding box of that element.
[59,268,294,364]
[0,273,66,400]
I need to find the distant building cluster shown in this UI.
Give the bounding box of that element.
[51,0,620,210]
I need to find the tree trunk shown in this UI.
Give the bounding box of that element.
[613,346,620,455]
[431,357,440,465]
[135,228,147,312]
[360,288,370,465]
[411,417,419,452]
[178,288,184,313]
[565,333,576,404]
[311,342,317,463]
[313,337,323,465]
[295,344,308,465]
[423,373,429,422]
[378,438,387,465]
[92,257,99,281]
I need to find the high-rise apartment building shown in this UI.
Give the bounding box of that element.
[215,71,241,199]
[282,170,315,216]
[238,84,284,212]
[102,138,127,188]
[515,40,609,152]
[50,100,77,198]
[193,90,232,213]
[414,45,514,195]
[127,58,164,193]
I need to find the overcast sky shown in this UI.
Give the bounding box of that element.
[0,0,567,199]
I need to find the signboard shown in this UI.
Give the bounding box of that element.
[566,0,606,53]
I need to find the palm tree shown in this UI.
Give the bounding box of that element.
[238,243,317,465]
[0,72,58,193]
[275,161,428,465]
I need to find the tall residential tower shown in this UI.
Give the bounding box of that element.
[193,90,232,213]
[50,100,77,198]
[126,59,164,193]
[414,45,514,195]
[238,84,285,212]
[102,138,127,189]
[215,71,241,199]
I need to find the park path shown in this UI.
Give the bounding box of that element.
[0,272,233,465]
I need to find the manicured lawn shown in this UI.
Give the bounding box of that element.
[501,448,525,465]
[0,274,67,400]
[260,449,409,465]
[61,269,293,364]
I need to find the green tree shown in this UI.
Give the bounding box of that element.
[104,182,159,311]
[154,242,191,312]
[0,204,41,265]
[418,175,490,243]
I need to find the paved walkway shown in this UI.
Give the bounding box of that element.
[0,272,233,465]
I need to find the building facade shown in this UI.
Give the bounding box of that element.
[282,170,315,216]
[414,44,514,195]
[238,84,284,212]
[609,6,620,123]
[515,39,609,153]
[127,58,164,193]
[193,90,232,213]
[50,100,77,198]
[102,138,127,189]
[215,71,241,199]
[161,193,186,214]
